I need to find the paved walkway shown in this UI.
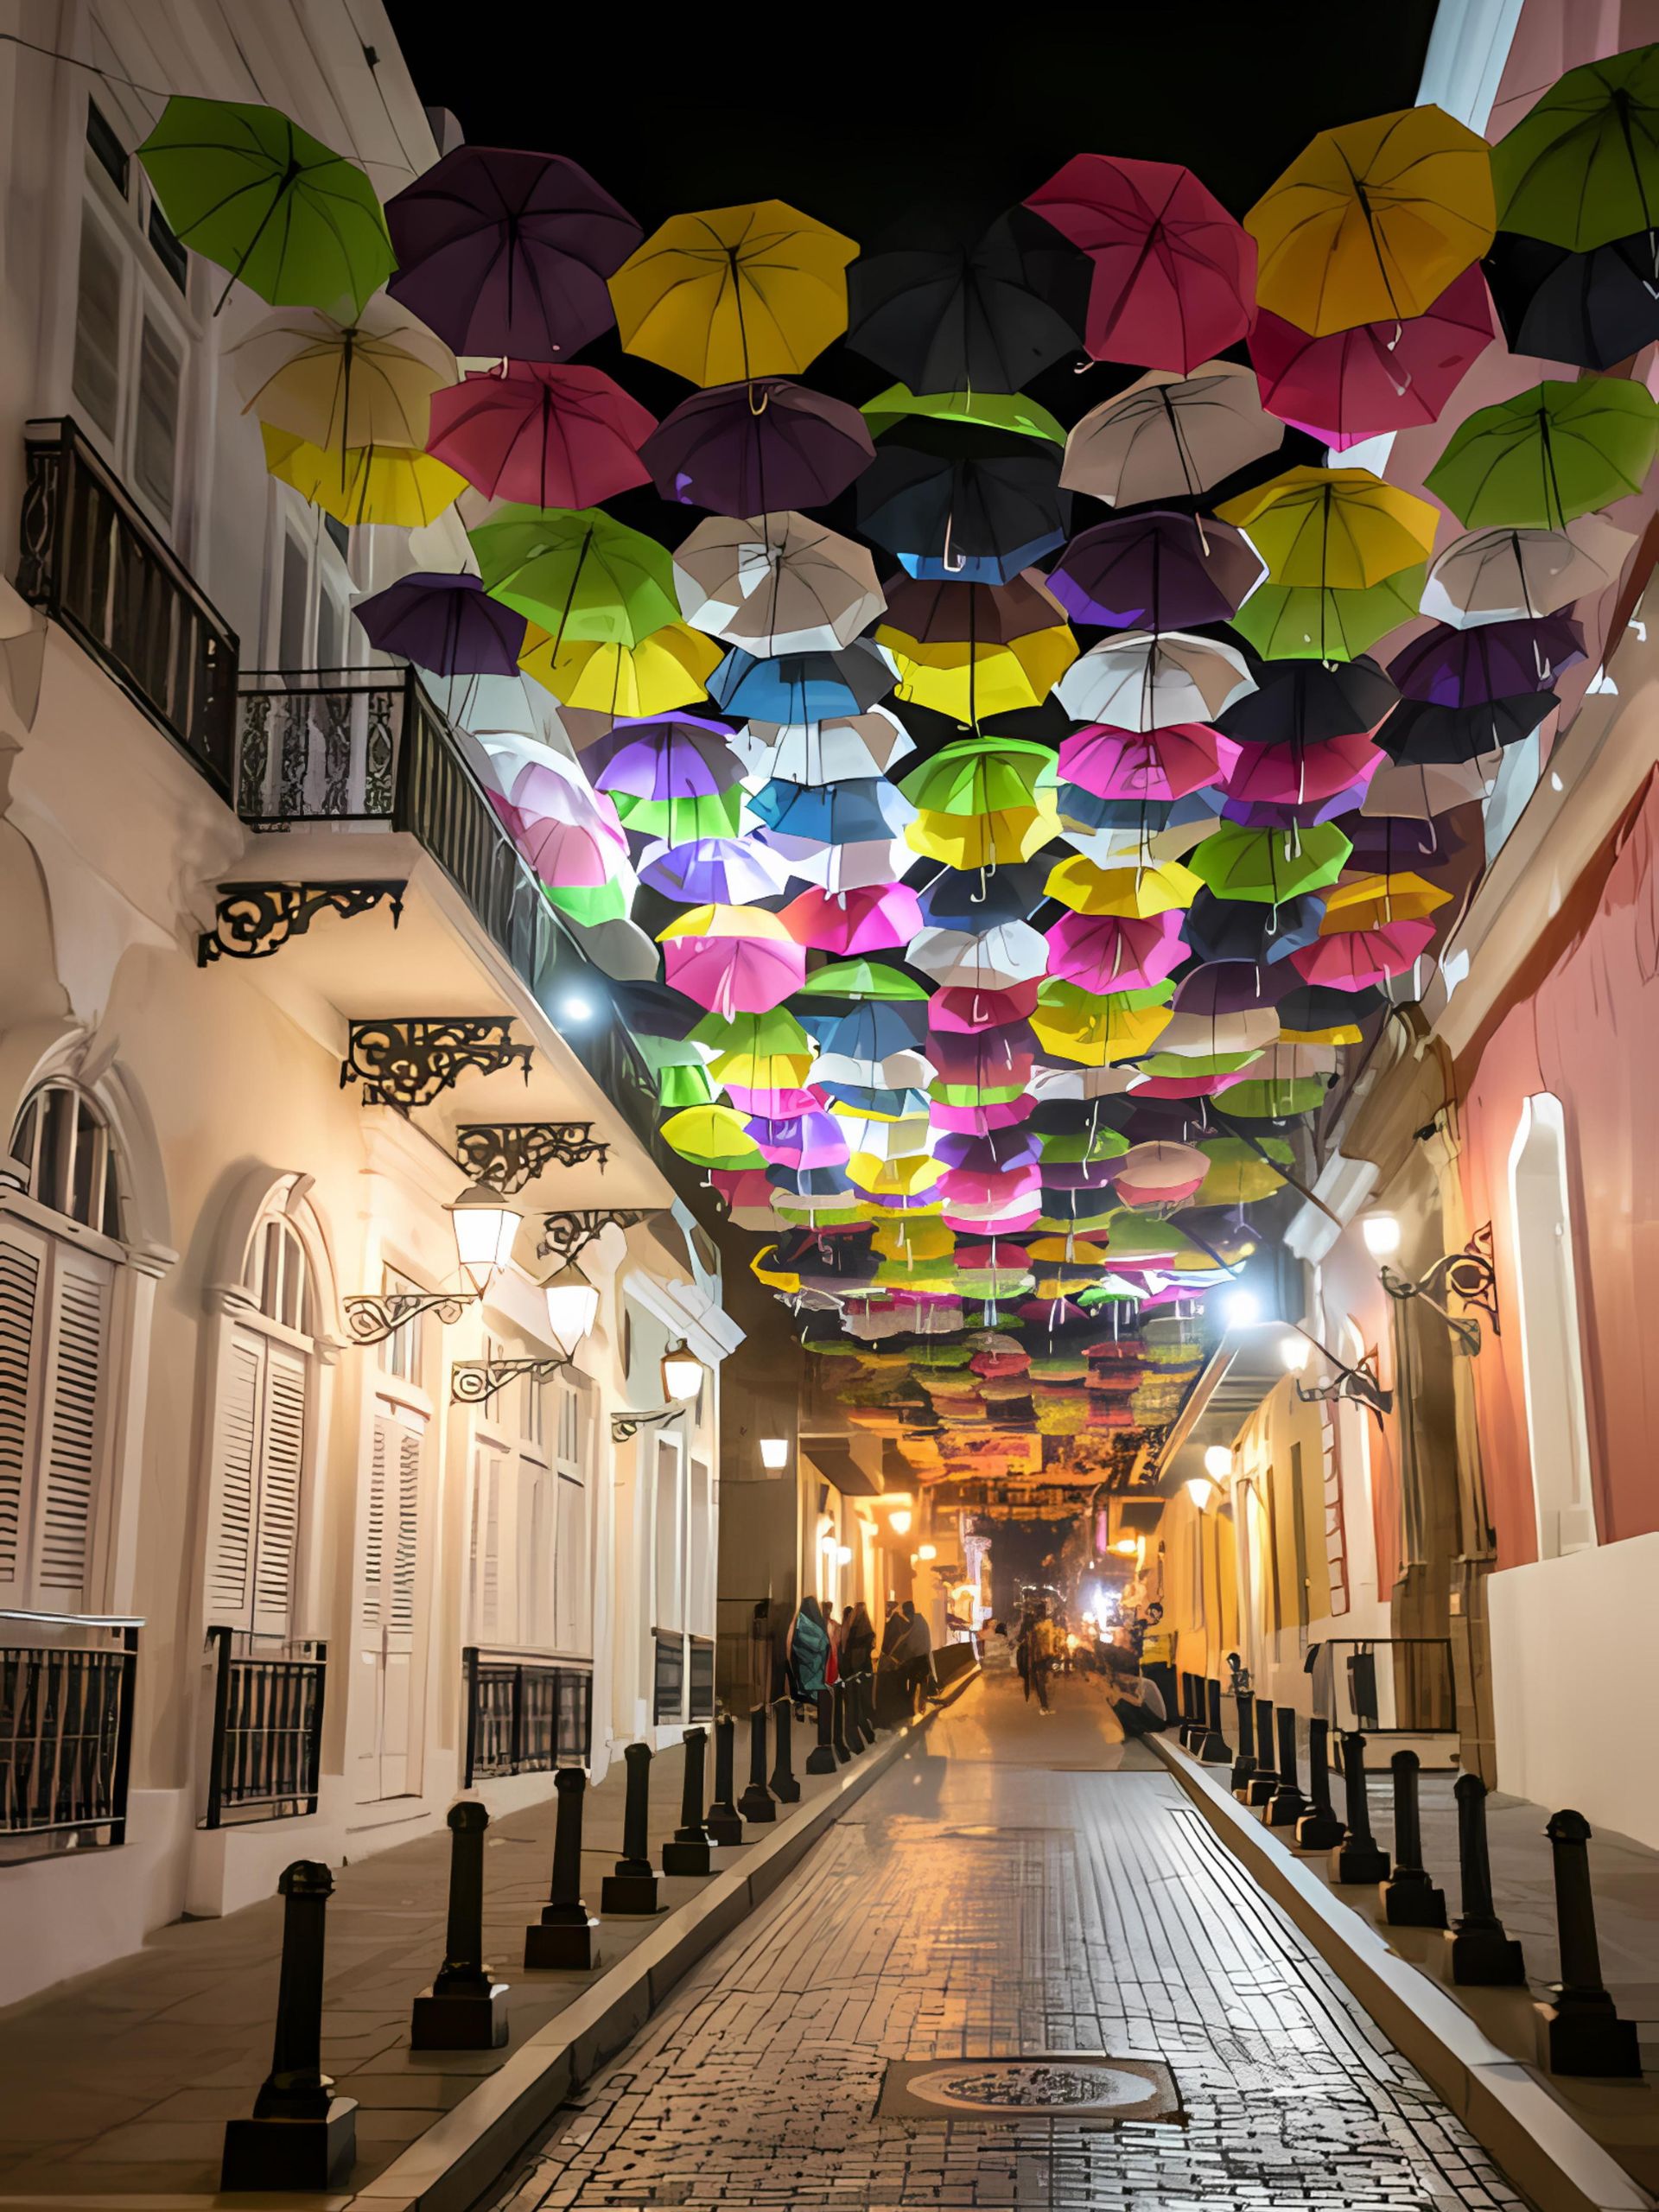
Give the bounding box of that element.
[489,1675,1529,2212]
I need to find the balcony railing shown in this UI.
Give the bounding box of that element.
[200,1626,327,1828]
[689,1634,715,1721]
[0,1611,140,1859]
[1308,1637,1457,1738]
[652,1628,686,1724]
[462,1647,592,1783]
[18,418,238,798]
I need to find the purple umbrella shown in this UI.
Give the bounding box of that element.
[385,147,641,359]
[642,379,876,514]
[592,722,745,802]
[353,571,526,677]
[932,1127,1044,1173]
[1344,817,1465,869]
[1389,616,1585,709]
[1173,962,1295,1016]
[1220,778,1377,830]
[637,836,787,903]
[1047,511,1263,631]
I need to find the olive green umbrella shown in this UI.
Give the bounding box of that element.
[471,505,681,648]
[1426,378,1659,530]
[1187,822,1351,905]
[1492,44,1659,251]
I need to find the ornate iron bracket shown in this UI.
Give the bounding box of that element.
[345,1289,470,1346]
[537,1208,657,1264]
[451,1355,574,1408]
[611,1404,689,1442]
[197,881,405,966]
[455,1122,609,1192]
[1292,1347,1393,1423]
[341,1019,533,1111]
[1381,1224,1498,1356]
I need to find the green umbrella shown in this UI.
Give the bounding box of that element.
[612,787,742,841]
[1426,379,1659,530]
[1211,1074,1327,1118]
[1038,1127,1129,1164]
[799,960,930,1000]
[1137,1046,1262,1078]
[690,1007,811,1057]
[899,735,1054,817]
[138,98,393,317]
[471,505,680,647]
[861,385,1066,443]
[1187,822,1351,906]
[1492,44,1659,251]
[1230,566,1427,662]
[657,1060,717,1110]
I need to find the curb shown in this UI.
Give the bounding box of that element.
[1150,1734,1654,2212]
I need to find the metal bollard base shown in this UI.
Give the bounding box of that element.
[1197,1732,1231,1764]
[601,1870,664,1915]
[1381,1876,1448,1928]
[410,1982,509,2050]
[1266,1788,1306,1827]
[1294,1811,1346,1851]
[662,1837,713,1876]
[804,1745,838,1774]
[1534,1998,1643,2078]
[769,1772,802,1803]
[524,1915,601,1971]
[1444,1927,1526,1987]
[1246,1777,1277,1806]
[1332,1843,1391,1884]
[222,2098,358,2190]
[736,1786,777,1821]
[1229,1758,1256,1796]
[707,1811,745,1845]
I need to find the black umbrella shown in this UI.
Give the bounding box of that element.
[848,205,1090,391]
[1217,653,1398,746]
[1484,229,1659,373]
[1184,887,1322,965]
[1274,982,1386,1032]
[856,419,1069,577]
[1379,691,1557,766]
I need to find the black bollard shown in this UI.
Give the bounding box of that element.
[1198,1677,1232,1764]
[832,1679,853,1763]
[1180,1672,1204,1749]
[412,1802,509,2048]
[1294,1718,1345,1851]
[1247,1697,1278,1805]
[663,1727,714,1876]
[805,1687,837,1774]
[768,1696,801,1802]
[525,1767,601,1969]
[1380,1750,1447,1926]
[1230,1688,1258,1796]
[1268,1706,1307,1827]
[1331,1732,1391,1885]
[707,1714,745,1846]
[222,1861,357,2190]
[601,1742,664,1914]
[1534,1810,1642,2076]
[853,1670,875,1747]
[737,1704,779,1820]
[1444,1773,1525,1986]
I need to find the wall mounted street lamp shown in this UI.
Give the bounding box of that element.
[450,1273,600,1406]
[345,1183,523,1344]
[1363,1212,1500,1356]
[609,1343,705,1440]
[917,1542,938,1561]
[1280,1326,1393,1421]
[888,1508,912,1535]
[759,1436,790,1470]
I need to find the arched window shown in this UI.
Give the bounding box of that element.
[1,1081,125,1610]
[1508,1094,1598,1559]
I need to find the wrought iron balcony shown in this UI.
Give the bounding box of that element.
[0,1611,140,1859]
[199,1626,327,1829]
[461,1646,593,1783]
[18,417,238,798]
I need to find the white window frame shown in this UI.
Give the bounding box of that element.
[266,500,358,676]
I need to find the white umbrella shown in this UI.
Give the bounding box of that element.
[1030,1064,1144,1101]
[733,706,914,785]
[909,922,1049,988]
[1062,360,1281,507]
[812,1048,936,1090]
[1154,1007,1281,1058]
[755,832,915,893]
[1054,630,1255,731]
[674,512,884,657]
[1420,514,1633,629]
[232,300,454,449]
[1362,756,1495,816]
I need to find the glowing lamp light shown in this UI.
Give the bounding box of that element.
[917,1542,938,1560]
[888,1509,912,1535]
[1203,1444,1232,1482]
[1065,1633,1079,1652]
[661,1342,703,1401]
[1281,1332,1313,1375]
[836,1543,853,1565]
[447,1181,523,1294]
[1113,1536,1139,1556]
[1082,1610,1096,1626]
[1184,1475,1217,1512]
[1363,1211,1402,1259]
[559,993,595,1023]
[543,1274,599,1358]
[759,1436,789,1470]
[1224,1289,1260,1327]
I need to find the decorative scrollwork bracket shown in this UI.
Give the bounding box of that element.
[341,1019,533,1111]
[611,1405,689,1442]
[198,881,406,965]
[344,1289,469,1346]
[455,1123,610,1193]
[537,1208,657,1264]
[451,1355,574,1408]
[1381,1223,1498,1356]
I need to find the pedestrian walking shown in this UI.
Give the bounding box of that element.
[1027,1604,1060,1714]
[980,1620,1014,1673]
[895,1599,933,1713]
[841,1600,876,1678]
[1015,1606,1035,1699]
[787,1594,833,1703]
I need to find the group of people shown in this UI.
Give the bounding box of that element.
[782,1595,936,1716]
[980,1604,1168,1738]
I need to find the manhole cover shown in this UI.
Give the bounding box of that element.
[879,2055,1179,2124]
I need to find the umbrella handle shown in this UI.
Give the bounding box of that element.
[747,381,770,418]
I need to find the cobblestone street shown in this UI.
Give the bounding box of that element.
[490,1679,1532,2212]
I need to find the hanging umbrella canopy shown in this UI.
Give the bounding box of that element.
[1058,722,1227,804]
[748,774,914,850]
[1026,156,1255,372]
[660,1104,765,1169]
[1044,855,1199,918]
[910,923,1048,989]
[733,706,913,785]
[1484,226,1659,372]
[1321,872,1452,929]
[1195,1135,1294,1204]
[1033,979,1173,1065]
[1246,105,1496,335]
[1230,566,1427,664]
[260,425,465,527]
[856,421,1069,583]
[1217,466,1437,589]
[519,621,719,715]
[353,571,527,677]
[1061,360,1281,506]
[1114,1141,1209,1209]
[1377,692,1557,766]
[1055,631,1255,730]
[673,512,883,656]
[801,959,931,1001]
[1427,377,1659,529]
[609,200,858,384]
[1218,655,1397,746]
[638,836,788,904]
[930,978,1042,1032]
[643,378,874,514]
[1173,961,1290,1015]
[1290,918,1435,988]
[473,505,680,648]
[1491,43,1659,252]
[592,718,744,803]
[427,363,654,509]
[1048,512,1263,630]
[659,905,807,1016]
[1188,821,1351,905]
[847,206,1087,391]
[899,736,1054,822]
[386,145,640,357]
[1249,264,1492,444]
[1420,516,1631,627]
[1045,910,1187,994]
[138,98,394,318]
[707,640,895,723]
[878,573,1076,722]
[781,883,923,954]
[1389,615,1584,706]
[233,303,455,453]
[1221,730,1381,806]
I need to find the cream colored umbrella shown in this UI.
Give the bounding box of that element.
[673,511,883,657]
[733,706,914,783]
[1054,629,1255,731]
[1153,1007,1281,1059]
[232,301,455,450]
[1061,360,1281,507]
[1420,513,1633,628]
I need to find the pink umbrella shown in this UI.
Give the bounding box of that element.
[1128,1071,1230,1099]
[929,1095,1037,1135]
[721,1084,822,1119]
[664,932,805,1017]
[781,883,923,954]
[1249,265,1493,447]
[1045,910,1188,994]
[1221,732,1383,807]
[1113,1140,1209,1208]
[929,982,1042,1034]
[1058,721,1230,801]
[428,362,656,507]
[1026,156,1255,372]
[504,760,629,851]
[513,810,616,889]
[944,1198,1041,1236]
[1290,917,1436,989]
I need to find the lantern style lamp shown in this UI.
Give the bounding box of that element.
[661,1341,703,1401]
[346,1180,524,1346]
[760,1437,789,1470]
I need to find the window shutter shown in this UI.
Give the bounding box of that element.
[469,1449,502,1643]
[391,1425,421,1633]
[251,1344,306,1637]
[205,1328,263,1626]
[0,1220,47,1603]
[363,1411,422,1634]
[361,1414,389,1627]
[32,1243,111,1608]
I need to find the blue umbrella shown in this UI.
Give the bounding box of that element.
[801,1000,931,1058]
[748,777,913,846]
[707,642,894,723]
[915,863,1050,929]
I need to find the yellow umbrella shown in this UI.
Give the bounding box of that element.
[1028,1236,1109,1264]
[1246,105,1496,335]
[658,903,798,944]
[883,628,1077,721]
[658,1105,762,1167]
[906,804,1058,870]
[1044,855,1200,918]
[234,304,454,450]
[1032,981,1172,1065]
[1217,466,1437,589]
[1322,871,1452,928]
[1281,1020,1362,1046]
[261,425,464,526]
[519,621,719,715]
[847,1151,944,1198]
[751,1246,800,1294]
[872,1217,954,1262]
[609,200,858,385]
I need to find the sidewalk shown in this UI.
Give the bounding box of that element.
[0,1717,898,2202]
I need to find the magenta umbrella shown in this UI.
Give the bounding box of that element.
[1221,730,1382,806]
[1250,265,1493,448]
[781,883,922,954]
[385,146,641,359]
[1058,721,1229,801]
[1290,918,1436,989]
[427,363,655,508]
[643,378,875,514]
[664,931,805,1017]
[1045,910,1188,994]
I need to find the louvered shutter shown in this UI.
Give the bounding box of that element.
[361,1414,389,1627]
[0,1219,47,1605]
[391,1425,421,1633]
[469,1449,503,1643]
[32,1242,111,1609]
[363,1411,422,1634]
[205,1327,263,1626]
[251,1344,306,1637]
